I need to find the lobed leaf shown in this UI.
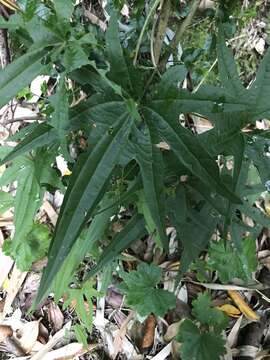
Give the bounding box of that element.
[0,48,48,109]
[36,114,133,304]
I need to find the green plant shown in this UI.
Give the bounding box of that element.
[177,293,228,360]
[0,1,269,356]
[118,262,176,317]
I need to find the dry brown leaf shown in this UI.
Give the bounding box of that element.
[217,304,241,318]
[47,302,64,332]
[0,324,13,341]
[142,314,156,349]
[228,290,260,321]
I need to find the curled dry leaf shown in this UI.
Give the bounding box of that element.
[228,290,260,321]
[142,314,156,349]
[47,302,64,332]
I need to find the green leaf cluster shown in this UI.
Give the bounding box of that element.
[118,262,176,317]
[177,293,228,360]
[0,2,268,318]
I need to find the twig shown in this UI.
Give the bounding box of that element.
[0,6,11,68]
[153,0,171,66]
[193,58,218,92]
[160,0,200,69]
[133,0,161,66]
[4,115,43,125]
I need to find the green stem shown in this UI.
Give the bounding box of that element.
[133,0,161,66]
[160,0,200,69]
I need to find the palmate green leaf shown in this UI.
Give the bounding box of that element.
[133,126,167,249]
[52,194,117,301]
[62,42,90,73]
[179,207,217,273]
[150,84,250,127]
[217,32,247,98]
[192,293,228,331]
[177,319,226,360]
[208,239,257,283]
[0,48,48,109]
[153,64,187,98]
[105,12,133,94]
[238,201,270,228]
[3,223,51,271]
[36,114,133,304]
[50,76,69,136]
[118,262,176,317]
[0,191,14,215]
[0,14,24,30]
[0,96,125,165]
[0,124,58,166]
[246,137,270,185]
[54,0,74,20]
[63,281,99,331]
[14,160,44,240]
[144,107,241,204]
[248,47,270,120]
[84,214,146,281]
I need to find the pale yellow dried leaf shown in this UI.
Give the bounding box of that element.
[217,304,241,318]
[228,290,260,321]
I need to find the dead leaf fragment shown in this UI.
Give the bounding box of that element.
[228,290,259,321]
[1,265,27,320]
[164,321,181,342]
[42,342,92,360]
